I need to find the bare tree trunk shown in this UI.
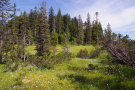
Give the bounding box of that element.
[12,41,15,62]
[0,32,3,64]
[23,34,26,61]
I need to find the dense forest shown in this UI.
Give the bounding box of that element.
[0,0,135,89]
[0,1,104,63]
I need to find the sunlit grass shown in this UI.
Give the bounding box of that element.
[26,44,95,56]
[0,45,135,89]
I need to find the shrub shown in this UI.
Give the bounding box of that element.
[77,49,89,59]
[102,30,135,67]
[32,52,72,69]
[77,48,100,59]
[89,48,100,58]
[88,64,98,70]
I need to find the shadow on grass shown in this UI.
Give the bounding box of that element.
[60,74,128,90]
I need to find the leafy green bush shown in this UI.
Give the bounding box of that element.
[32,52,72,69]
[77,48,100,59]
[77,49,89,59]
[88,64,98,70]
[98,53,116,64]
[89,49,100,58]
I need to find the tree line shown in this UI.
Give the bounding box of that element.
[0,0,134,67]
[0,1,103,64]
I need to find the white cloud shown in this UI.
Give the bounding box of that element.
[66,0,135,32]
[54,0,135,39]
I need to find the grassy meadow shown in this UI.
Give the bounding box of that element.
[0,45,135,90]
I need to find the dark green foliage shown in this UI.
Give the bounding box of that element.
[49,6,58,55]
[88,64,98,70]
[20,11,29,61]
[51,31,58,56]
[0,0,13,64]
[92,21,103,44]
[62,25,70,52]
[63,14,71,31]
[77,48,100,59]
[77,15,84,45]
[49,6,55,33]
[102,24,135,67]
[77,49,89,59]
[85,13,92,44]
[32,52,72,69]
[70,17,78,44]
[56,8,64,34]
[89,49,100,58]
[29,7,38,42]
[56,9,64,44]
[36,2,51,56]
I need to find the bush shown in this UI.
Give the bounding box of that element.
[32,52,72,69]
[89,49,100,58]
[77,49,89,59]
[77,48,100,59]
[88,64,98,70]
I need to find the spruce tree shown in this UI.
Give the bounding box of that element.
[49,6,55,33]
[56,8,64,44]
[63,14,70,31]
[77,15,84,45]
[11,3,17,62]
[29,7,38,42]
[63,25,70,52]
[85,13,92,44]
[36,2,51,56]
[92,12,103,45]
[51,15,58,56]
[97,22,103,45]
[21,11,29,61]
[0,0,13,64]
[70,17,78,43]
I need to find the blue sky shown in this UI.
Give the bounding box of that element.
[11,0,135,40]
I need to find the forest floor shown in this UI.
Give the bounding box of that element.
[0,45,135,90]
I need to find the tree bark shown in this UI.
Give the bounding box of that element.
[23,34,26,61]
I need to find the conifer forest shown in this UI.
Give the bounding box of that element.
[0,0,135,89]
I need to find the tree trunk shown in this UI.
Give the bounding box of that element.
[12,41,15,62]
[53,46,56,56]
[0,33,3,64]
[23,34,26,61]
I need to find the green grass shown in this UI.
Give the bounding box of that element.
[0,45,135,90]
[26,44,95,56]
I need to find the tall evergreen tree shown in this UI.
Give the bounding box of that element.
[92,12,103,45]
[0,0,13,64]
[8,3,18,63]
[21,11,29,61]
[49,6,55,33]
[63,14,70,31]
[29,7,38,42]
[70,17,78,43]
[51,14,58,56]
[97,22,103,45]
[77,15,84,45]
[92,21,98,44]
[85,13,92,44]
[63,25,70,52]
[56,8,64,44]
[36,2,51,56]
